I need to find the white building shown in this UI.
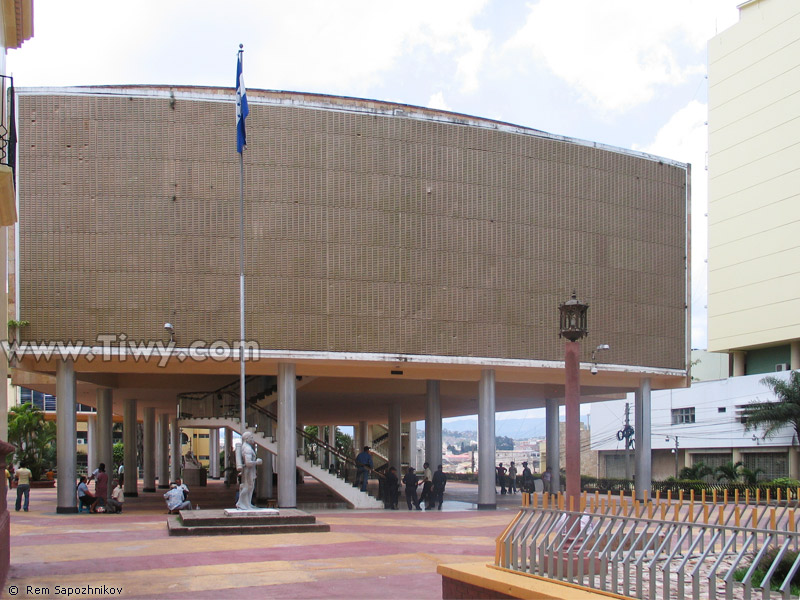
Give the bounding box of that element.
[592,367,797,481]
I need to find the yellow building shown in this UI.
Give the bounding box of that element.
[707,0,800,374]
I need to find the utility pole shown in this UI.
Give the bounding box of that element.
[617,403,635,482]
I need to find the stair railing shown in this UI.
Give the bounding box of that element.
[248,402,386,491]
[178,376,386,499]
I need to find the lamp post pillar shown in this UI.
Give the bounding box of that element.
[559,291,589,513]
[564,340,581,511]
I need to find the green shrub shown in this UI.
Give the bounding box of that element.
[735,546,800,593]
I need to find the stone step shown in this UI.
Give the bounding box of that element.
[166,508,330,537]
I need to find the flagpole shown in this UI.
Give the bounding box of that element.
[237,44,247,436]
[239,148,246,435]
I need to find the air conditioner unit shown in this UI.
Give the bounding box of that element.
[776,363,791,372]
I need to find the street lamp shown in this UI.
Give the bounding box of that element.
[559,291,588,511]
[665,435,679,478]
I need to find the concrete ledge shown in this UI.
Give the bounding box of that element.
[437,562,627,600]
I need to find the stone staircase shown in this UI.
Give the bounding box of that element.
[179,416,384,509]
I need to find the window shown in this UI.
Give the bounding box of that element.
[718,407,726,413]
[743,452,787,481]
[671,407,695,425]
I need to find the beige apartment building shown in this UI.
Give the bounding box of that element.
[707,0,800,375]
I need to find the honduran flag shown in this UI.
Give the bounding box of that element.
[236,47,249,154]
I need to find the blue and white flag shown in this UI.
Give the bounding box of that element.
[236,48,249,154]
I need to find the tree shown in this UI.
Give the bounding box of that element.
[678,461,712,481]
[496,436,514,450]
[7,402,57,480]
[112,442,124,474]
[740,466,764,485]
[744,371,800,441]
[715,461,743,483]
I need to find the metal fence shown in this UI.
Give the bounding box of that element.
[496,502,800,599]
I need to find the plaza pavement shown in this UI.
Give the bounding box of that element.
[3,478,524,599]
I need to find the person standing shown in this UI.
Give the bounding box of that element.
[521,461,533,493]
[403,467,421,510]
[496,463,507,495]
[14,462,32,512]
[419,462,434,509]
[432,465,447,510]
[93,463,109,510]
[507,462,517,494]
[384,466,400,510]
[542,466,553,494]
[355,446,373,492]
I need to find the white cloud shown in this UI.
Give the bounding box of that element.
[258,0,491,95]
[427,91,451,111]
[505,0,739,112]
[7,0,492,95]
[635,100,709,348]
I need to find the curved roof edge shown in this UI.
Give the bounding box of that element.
[16,85,689,169]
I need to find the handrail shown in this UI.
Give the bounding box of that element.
[497,505,800,599]
[177,375,386,488]
[177,374,261,403]
[248,402,385,481]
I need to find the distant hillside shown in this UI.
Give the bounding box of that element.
[425,415,590,440]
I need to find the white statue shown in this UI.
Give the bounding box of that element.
[234,431,263,510]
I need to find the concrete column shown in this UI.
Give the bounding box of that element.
[56,360,78,513]
[157,413,170,488]
[328,425,336,469]
[546,398,561,494]
[732,447,742,464]
[277,363,297,508]
[258,416,274,500]
[209,428,220,479]
[170,415,181,482]
[224,427,232,477]
[256,445,272,503]
[408,421,418,470]
[123,399,138,496]
[790,448,800,480]
[425,381,442,469]
[142,407,156,492]
[298,422,305,455]
[733,351,746,377]
[86,414,97,475]
[389,403,402,470]
[634,378,652,501]
[96,389,113,500]
[791,342,800,371]
[564,340,581,511]
[358,420,368,450]
[478,369,496,509]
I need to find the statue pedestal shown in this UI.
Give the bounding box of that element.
[167,508,330,536]
[224,508,279,516]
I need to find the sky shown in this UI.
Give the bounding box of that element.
[7,0,743,423]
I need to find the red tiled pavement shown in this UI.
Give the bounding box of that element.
[2,479,519,599]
